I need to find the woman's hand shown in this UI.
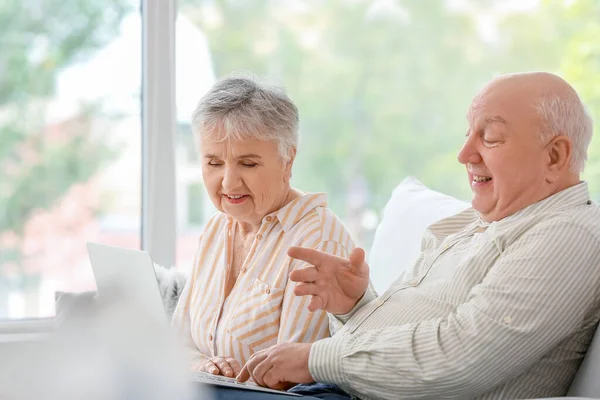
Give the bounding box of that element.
[197,356,242,378]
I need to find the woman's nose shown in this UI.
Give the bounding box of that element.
[221,166,241,190]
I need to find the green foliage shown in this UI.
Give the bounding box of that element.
[181,0,600,231]
[0,0,130,104]
[1,130,117,235]
[558,0,600,196]
[0,0,130,282]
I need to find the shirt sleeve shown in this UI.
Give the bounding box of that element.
[171,233,210,367]
[309,219,600,399]
[331,284,378,325]
[277,240,352,344]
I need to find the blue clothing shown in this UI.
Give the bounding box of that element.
[206,383,351,399]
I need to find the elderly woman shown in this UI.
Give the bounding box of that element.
[171,76,354,379]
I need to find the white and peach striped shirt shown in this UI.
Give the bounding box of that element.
[172,192,354,367]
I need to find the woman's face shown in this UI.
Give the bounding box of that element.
[200,135,294,226]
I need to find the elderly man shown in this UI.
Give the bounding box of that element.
[213,72,600,400]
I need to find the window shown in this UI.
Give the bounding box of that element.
[2,0,599,321]
[0,1,142,319]
[175,0,600,268]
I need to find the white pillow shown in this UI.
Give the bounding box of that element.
[368,176,470,294]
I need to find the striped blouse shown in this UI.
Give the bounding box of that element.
[172,192,354,368]
[310,182,600,399]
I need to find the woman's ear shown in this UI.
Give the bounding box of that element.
[545,135,572,183]
[284,147,297,183]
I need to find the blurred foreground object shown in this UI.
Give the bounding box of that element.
[0,284,210,400]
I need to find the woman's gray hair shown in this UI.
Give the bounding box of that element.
[537,93,594,173]
[192,75,299,162]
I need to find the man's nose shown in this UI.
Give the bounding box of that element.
[457,135,482,165]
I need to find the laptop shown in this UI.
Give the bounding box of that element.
[86,242,301,397]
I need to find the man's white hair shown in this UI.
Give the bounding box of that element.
[536,93,594,173]
[192,74,299,162]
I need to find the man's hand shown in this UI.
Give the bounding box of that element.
[195,356,241,378]
[237,343,314,390]
[289,246,370,314]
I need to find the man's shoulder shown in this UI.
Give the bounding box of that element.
[495,202,600,252]
[532,200,599,237]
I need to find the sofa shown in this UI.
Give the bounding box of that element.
[53,176,600,398]
[368,177,600,399]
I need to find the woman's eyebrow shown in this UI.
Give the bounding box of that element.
[236,153,262,159]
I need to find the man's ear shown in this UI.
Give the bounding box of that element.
[546,135,572,183]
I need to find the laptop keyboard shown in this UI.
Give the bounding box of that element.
[191,371,302,396]
[192,371,258,387]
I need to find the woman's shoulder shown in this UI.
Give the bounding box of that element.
[197,212,230,245]
[282,192,354,247]
[204,211,229,228]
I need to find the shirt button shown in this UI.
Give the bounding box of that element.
[256,234,263,240]
[375,299,384,307]
[266,216,273,222]
[241,267,247,274]
[408,280,418,287]
[208,335,213,341]
[442,243,449,250]
[265,288,271,294]
[503,316,512,324]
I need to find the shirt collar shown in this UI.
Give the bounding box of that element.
[486,181,591,226]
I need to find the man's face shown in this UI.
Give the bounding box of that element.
[457,80,552,222]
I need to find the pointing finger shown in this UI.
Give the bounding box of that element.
[288,246,329,267]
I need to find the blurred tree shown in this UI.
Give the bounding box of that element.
[0,0,130,317]
[558,0,600,197]
[180,0,600,246]
[181,0,492,244]
[496,0,600,197]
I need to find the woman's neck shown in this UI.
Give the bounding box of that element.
[236,186,302,239]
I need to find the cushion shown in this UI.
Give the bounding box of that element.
[567,320,600,397]
[368,176,470,294]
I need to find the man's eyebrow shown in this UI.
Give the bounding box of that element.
[484,116,507,124]
[203,153,218,159]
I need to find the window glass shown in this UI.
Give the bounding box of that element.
[0,0,141,319]
[171,0,598,269]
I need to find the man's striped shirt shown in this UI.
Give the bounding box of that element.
[311,182,600,399]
